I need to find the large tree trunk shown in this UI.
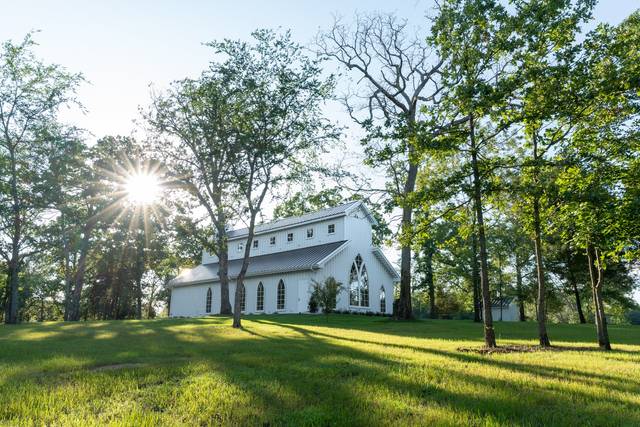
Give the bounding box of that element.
[515,254,526,322]
[396,160,418,320]
[232,216,259,329]
[469,115,496,347]
[567,252,587,324]
[532,134,551,347]
[423,243,437,319]
[62,214,73,322]
[5,147,21,324]
[586,244,611,350]
[471,221,481,323]
[68,224,93,321]
[214,202,232,315]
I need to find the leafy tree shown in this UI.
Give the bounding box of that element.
[318,13,467,320]
[0,33,83,323]
[145,64,241,315]
[212,30,338,328]
[310,276,343,320]
[273,188,343,219]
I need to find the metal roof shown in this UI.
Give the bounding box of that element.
[169,240,348,287]
[227,200,374,239]
[491,297,516,308]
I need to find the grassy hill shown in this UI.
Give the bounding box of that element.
[0,315,638,426]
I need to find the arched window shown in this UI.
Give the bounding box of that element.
[349,263,359,306]
[380,287,386,313]
[256,282,264,311]
[205,288,212,313]
[349,254,369,307]
[239,283,246,312]
[277,279,285,310]
[360,266,369,307]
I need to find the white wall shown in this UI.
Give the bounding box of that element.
[170,270,320,316]
[202,217,345,264]
[491,304,519,321]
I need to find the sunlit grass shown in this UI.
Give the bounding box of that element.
[0,315,638,426]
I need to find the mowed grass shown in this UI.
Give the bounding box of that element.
[0,316,639,426]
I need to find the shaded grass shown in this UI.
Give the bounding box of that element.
[0,315,638,426]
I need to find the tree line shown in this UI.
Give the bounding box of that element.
[1,1,638,351]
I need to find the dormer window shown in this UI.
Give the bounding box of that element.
[237,242,244,252]
[270,236,276,245]
[287,232,294,242]
[307,228,314,239]
[328,224,335,234]
[253,239,259,249]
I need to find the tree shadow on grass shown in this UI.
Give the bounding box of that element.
[1,316,639,425]
[254,319,640,396]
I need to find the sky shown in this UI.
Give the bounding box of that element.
[3,1,639,301]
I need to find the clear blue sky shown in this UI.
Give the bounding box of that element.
[2,1,637,138]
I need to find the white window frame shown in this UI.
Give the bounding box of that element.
[328,223,335,234]
[306,228,314,239]
[270,236,276,245]
[237,242,244,252]
[253,239,259,249]
[287,232,294,243]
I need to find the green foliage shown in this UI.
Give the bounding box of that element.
[309,276,343,316]
[1,316,639,425]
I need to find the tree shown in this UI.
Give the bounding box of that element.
[318,13,467,320]
[556,12,640,349]
[0,34,83,323]
[146,69,241,315]
[273,188,343,219]
[207,30,338,329]
[310,277,343,320]
[431,0,518,347]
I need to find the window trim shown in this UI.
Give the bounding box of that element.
[327,223,335,234]
[256,282,264,311]
[239,283,246,312]
[237,242,244,252]
[253,239,259,249]
[349,254,370,308]
[287,232,294,243]
[205,288,212,314]
[277,279,286,311]
[306,228,314,239]
[269,236,276,246]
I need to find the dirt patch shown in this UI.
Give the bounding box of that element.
[457,345,604,355]
[90,363,146,372]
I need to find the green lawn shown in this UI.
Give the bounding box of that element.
[0,315,638,426]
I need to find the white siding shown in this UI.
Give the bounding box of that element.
[173,204,397,317]
[202,217,345,264]
[491,304,519,321]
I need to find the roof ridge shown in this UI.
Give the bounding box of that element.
[227,200,361,238]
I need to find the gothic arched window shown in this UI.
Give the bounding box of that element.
[205,288,212,313]
[349,254,369,307]
[239,283,246,312]
[380,287,386,313]
[256,282,264,311]
[277,280,286,310]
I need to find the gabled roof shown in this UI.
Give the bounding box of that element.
[372,247,400,281]
[169,240,349,287]
[227,200,376,240]
[491,297,516,308]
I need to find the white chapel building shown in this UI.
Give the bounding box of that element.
[168,201,399,316]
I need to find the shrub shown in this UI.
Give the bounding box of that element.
[310,277,344,320]
[308,296,319,313]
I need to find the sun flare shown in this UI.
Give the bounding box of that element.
[125,173,161,205]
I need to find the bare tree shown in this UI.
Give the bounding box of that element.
[317,14,465,319]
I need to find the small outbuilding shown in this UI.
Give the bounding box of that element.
[491,297,520,322]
